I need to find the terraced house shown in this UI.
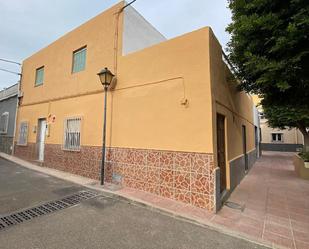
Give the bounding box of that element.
[14,1,260,212]
[0,84,18,155]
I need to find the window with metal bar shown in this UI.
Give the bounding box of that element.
[63,117,81,151]
[17,122,28,145]
[0,112,9,134]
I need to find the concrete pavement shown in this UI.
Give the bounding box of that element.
[0,158,87,214]
[0,157,268,249]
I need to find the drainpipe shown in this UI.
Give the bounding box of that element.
[11,72,22,156]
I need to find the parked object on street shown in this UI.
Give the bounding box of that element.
[294,153,309,180]
[14,2,260,212]
[0,84,18,154]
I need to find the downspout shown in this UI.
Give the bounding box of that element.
[11,71,22,156]
[113,0,137,74]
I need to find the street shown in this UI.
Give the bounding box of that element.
[0,158,268,249]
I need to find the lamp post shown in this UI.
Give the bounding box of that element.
[97,67,115,185]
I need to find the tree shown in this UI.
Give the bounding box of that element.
[226,0,309,151]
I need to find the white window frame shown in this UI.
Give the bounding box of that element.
[17,121,29,146]
[271,133,283,143]
[0,112,9,134]
[63,117,82,151]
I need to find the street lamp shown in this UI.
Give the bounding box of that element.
[97,67,115,185]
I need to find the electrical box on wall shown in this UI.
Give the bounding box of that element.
[46,124,50,137]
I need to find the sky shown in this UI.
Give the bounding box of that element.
[0,0,232,89]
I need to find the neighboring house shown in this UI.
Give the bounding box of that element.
[252,96,304,152]
[14,2,258,212]
[252,101,262,158]
[260,117,303,152]
[0,84,18,154]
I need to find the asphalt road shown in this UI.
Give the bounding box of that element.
[0,158,269,249]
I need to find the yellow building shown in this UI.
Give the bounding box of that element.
[15,2,258,212]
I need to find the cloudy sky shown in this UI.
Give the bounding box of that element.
[0,0,231,89]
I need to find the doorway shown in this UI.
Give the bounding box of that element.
[37,119,47,161]
[217,114,227,193]
[242,125,248,171]
[254,126,258,158]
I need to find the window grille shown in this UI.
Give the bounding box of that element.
[63,117,81,151]
[17,122,28,145]
[0,112,9,134]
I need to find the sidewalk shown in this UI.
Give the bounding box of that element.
[1,151,308,249]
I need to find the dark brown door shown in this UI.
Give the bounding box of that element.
[217,114,226,193]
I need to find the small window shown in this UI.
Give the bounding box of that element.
[35,66,44,86]
[259,112,265,119]
[17,122,28,145]
[63,117,81,151]
[72,47,86,73]
[271,133,283,142]
[0,112,9,134]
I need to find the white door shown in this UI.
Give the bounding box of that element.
[38,119,47,161]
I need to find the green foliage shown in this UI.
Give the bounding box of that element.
[227,0,309,147]
[262,105,309,129]
[299,151,309,162]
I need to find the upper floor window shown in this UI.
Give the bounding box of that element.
[35,66,44,86]
[0,112,9,134]
[72,46,87,73]
[271,133,283,143]
[17,121,28,146]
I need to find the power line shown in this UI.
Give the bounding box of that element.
[0,58,21,66]
[0,68,21,76]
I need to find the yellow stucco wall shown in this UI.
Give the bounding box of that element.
[16,2,124,146]
[208,29,256,164]
[16,2,256,162]
[20,2,123,106]
[16,3,214,153]
[113,27,213,152]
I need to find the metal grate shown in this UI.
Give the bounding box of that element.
[0,190,99,232]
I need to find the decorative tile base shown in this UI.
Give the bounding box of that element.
[14,142,37,161]
[14,144,215,211]
[106,147,215,211]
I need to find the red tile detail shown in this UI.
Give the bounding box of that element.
[174,152,191,172]
[159,151,174,169]
[174,189,191,204]
[160,169,174,187]
[191,173,209,194]
[191,193,209,209]
[174,171,190,191]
